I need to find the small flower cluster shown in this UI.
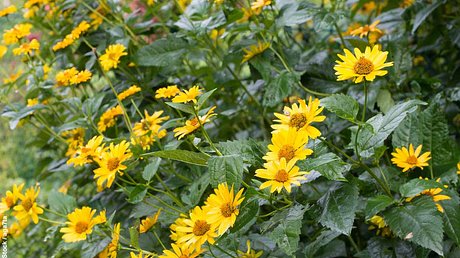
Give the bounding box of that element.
[52,21,91,51]
[255,97,326,193]
[55,67,92,86]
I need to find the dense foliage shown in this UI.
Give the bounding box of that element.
[1,0,460,257]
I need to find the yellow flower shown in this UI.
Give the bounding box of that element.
[205,183,244,235]
[132,110,168,148]
[175,206,217,251]
[58,180,72,194]
[140,209,161,233]
[238,7,258,23]
[238,240,263,258]
[118,85,141,101]
[391,144,431,172]
[405,178,451,213]
[8,219,30,238]
[0,45,7,59]
[3,23,33,45]
[155,85,180,99]
[43,64,51,79]
[173,106,216,139]
[263,127,312,163]
[67,135,105,167]
[457,162,460,175]
[0,5,17,17]
[3,70,22,84]
[0,183,24,213]
[344,23,361,36]
[334,45,394,83]
[177,0,191,12]
[272,97,325,138]
[70,70,92,84]
[13,186,43,224]
[251,0,271,13]
[172,86,202,104]
[256,158,308,193]
[99,44,128,71]
[62,128,85,157]
[210,28,225,41]
[12,39,40,56]
[52,21,90,51]
[60,206,106,242]
[56,67,78,86]
[93,141,132,189]
[241,41,270,63]
[26,98,39,107]
[170,214,188,242]
[368,215,391,237]
[52,35,74,51]
[400,0,415,8]
[98,223,120,258]
[159,243,203,258]
[98,106,124,132]
[350,20,382,38]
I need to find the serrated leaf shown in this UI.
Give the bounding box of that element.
[141,150,209,166]
[47,191,77,214]
[263,71,296,107]
[129,226,140,249]
[2,104,46,129]
[443,198,460,245]
[412,0,444,34]
[142,157,161,181]
[208,155,244,189]
[128,186,147,204]
[197,88,217,109]
[297,153,350,181]
[182,172,210,206]
[318,183,359,235]
[81,236,110,258]
[136,37,188,67]
[365,195,396,219]
[276,1,313,27]
[321,94,359,122]
[231,200,259,233]
[399,178,444,197]
[165,102,195,115]
[376,89,395,114]
[305,230,341,257]
[383,198,443,255]
[217,139,266,167]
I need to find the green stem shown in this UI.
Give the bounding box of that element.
[39,217,65,225]
[192,106,222,156]
[334,22,346,47]
[40,206,67,218]
[153,230,167,250]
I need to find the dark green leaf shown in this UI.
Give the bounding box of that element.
[443,198,460,245]
[165,102,195,115]
[231,200,259,232]
[217,139,266,167]
[136,37,188,67]
[297,153,350,181]
[376,89,395,114]
[412,1,445,34]
[142,150,209,166]
[142,157,161,181]
[321,94,359,122]
[208,155,244,189]
[47,191,77,214]
[305,230,341,257]
[399,178,444,197]
[81,236,110,258]
[365,195,396,219]
[263,71,296,107]
[128,186,148,204]
[197,88,217,109]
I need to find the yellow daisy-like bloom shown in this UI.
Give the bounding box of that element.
[99,44,128,71]
[238,240,263,258]
[263,127,312,163]
[368,215,391,237]
[118,85,141,101]
[155,85,180,99]
[60,206,106,242]
[238,7,258,23]
[457,162,460,175]
[56,67,78,86]
[241,41,270,63]
[205,183,245,235]
[98,223,120,258]
[58,180,72,194]
[0,45,7,59]
[26,98,39,107]
[350,20,382,38]
[256,158,308,193]
[3,23,32,45]
[70,70,92,84]
[3,70,22,84]
[172,86,202,104]
[405,178,451,213]
[170,214,188,242]
[8,219,30,238]
[0,5,17,17]
[71,21,91,39]
[0,183,24,213]
[344,23,361,36]
[251,0,271,12]
[62,128,85,157]
[159,243,203,258]
[140,209,161,233]
[175,206,217,250]
[94,141,132,189]
[98,105,124,132]
[52,21,90,51]
[272,97,325,138]
[173,106,216,139]
[52,35,75,51]
[12,39,40,56]
[334,45,394,83]
[67,135,105,167]
[12,186,43,224]
[391,144,431,172]
[133,110,169,137]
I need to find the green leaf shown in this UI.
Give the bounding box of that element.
[231,200,259,233]
[2,104,46,129]
[47,191,77,214]
[365,195,396,220]
[142,150,209,166]
[129,226,140,249]
[276,1,313,27]
[165,102,195,115]
[263,71,296,107]
[443,198,460,245]
[297,153,350,181]
[182,172,210,206]
[412,0,445,34]
[208,155,244,189]
[376,89,395,114]
[305,230,341,258]
[320,94,359,122]
[352,99,425,158]
[136,37,188,67]
[217,139,266,167]
[142,157,161,181]
[128,186,148,204]
[399,178,444,197]
[197,88,217,109]
[318,183,359,235]
[383,197,443,255]
[267,205,307,255]
[81,236,110,258]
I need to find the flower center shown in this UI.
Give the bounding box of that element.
[5,196,14,208]
[108,53,117,61]
[21,198,33,211]
[192,220,210,236]
[142,120,151,131]
[354,57,374,75]
[107,157,120,171]
[289,113,307,130]
[75,221,89,234]
[81,147,91,154]
[220,202,235,218]
[275,169,289,182]
[406,155,418,165]
[179,255,189,258]
[190,118,199,127]
[278,145,295,162]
